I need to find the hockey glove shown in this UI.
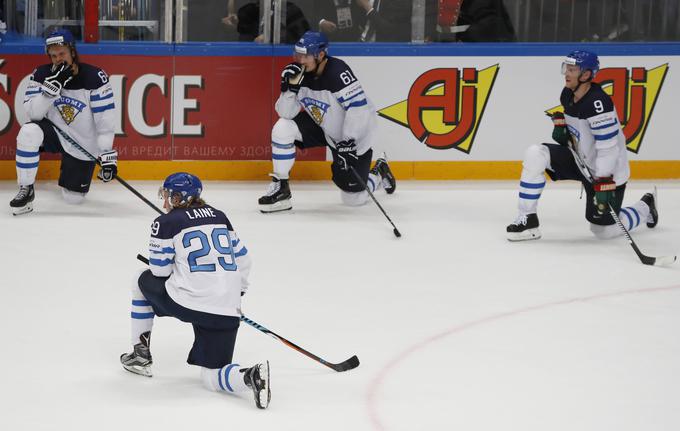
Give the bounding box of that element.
[550,111,569,146]
[97,149,118,182]
[41,62,73,98]
[334,139,358,171]
[281,63,304,94]
[593,176,616,215]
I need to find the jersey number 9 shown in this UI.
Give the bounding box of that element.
[183,228,237,272]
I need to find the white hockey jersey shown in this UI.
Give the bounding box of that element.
[23,63,115,160]
[148,205,252,317]
[562,83,630,185]
[275,56,377,155]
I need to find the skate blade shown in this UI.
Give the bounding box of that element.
[122,363,153,377]
[254,361,271,409]
[507,228,542,242]
[259,200,292,214]
[11,203,33,216]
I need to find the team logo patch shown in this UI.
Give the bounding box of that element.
[301,97,330,125]
[378,65,499,153]
[54,96,86,125]
[546,64,668,153]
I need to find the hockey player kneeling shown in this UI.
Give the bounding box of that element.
[10,29,117,215]
[121,173,270,409]
[258,31,396,213]
[507,50,658,242]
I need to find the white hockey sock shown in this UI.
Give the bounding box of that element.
[130,283,154,345]
[367,171,382,193]
[15,123,43,186]
[619,200,649,231]
[517,177,546,215]
[517,144,550,215]
[272,141,296,180]
[200,364,249,393]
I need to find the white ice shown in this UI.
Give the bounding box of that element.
[1,179,679,431]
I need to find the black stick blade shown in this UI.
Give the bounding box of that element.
[330,355,360,372]
[393,228,402,238]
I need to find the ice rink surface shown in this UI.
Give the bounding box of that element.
[1,179,679,431]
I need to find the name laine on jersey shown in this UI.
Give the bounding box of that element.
[54,96,86,125]
[186,207,216,219]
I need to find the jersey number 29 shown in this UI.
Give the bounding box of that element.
[183,228,237,272]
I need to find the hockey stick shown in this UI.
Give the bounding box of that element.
[136,254,360,372]
[325,143,402,238]
[239,316,360,372]
[48,121,163,215]
[568,144,676,266]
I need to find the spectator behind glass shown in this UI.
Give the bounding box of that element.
[225,0,310,43]
[430,0,515,42]
[355,0,412,42]
[314,0,366,42]
[456,0,516,42]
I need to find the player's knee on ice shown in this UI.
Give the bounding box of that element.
[341,190,369,206]
[589,223,620,240]
[61,187,87,204]
[522,144,551,176]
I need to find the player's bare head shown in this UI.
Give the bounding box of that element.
[160,172,205,211]
[294,31,329,71]
[561,50,599,90]
[45,29,78,66]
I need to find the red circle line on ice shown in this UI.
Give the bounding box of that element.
[366,284,680,431]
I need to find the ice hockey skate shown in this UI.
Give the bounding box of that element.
[371,156,396,194]
[641,189,658,228]
[506,213,541,241]
[120,332,153,377]
[242,361,270,409]
[10,185,35,215]
[258,175,292,213]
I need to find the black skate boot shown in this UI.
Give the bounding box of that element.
[640,189,658,228]
[120,332,153,377]
[10,185,35,216]
[506,213,541,241]
[258,175,292,213]
[371,157,396,194]
[242,361,270,409]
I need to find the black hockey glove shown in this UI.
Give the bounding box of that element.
[334,139,358,171]
[281,63,304,94]
[593,176,616,215]
[97,149,118,182]
[550,111,569,146]
[41,62,73,98]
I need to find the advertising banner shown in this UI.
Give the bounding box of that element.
[0,45,677,179]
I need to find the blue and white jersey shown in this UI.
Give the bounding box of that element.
[23,63,116,160]
[275,56,377,155]
[561,83,630,185]
[148,205,252,317]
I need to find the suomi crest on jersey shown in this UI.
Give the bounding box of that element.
[300,97,330,124]
[54,96,86,125]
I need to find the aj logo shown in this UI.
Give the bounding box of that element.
[378,65,499,153]
[54,96,86,125]
[546,64,668,153]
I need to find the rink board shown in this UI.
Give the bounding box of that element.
[1,42,679,179]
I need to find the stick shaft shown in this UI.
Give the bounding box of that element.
[50,122,163,215]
